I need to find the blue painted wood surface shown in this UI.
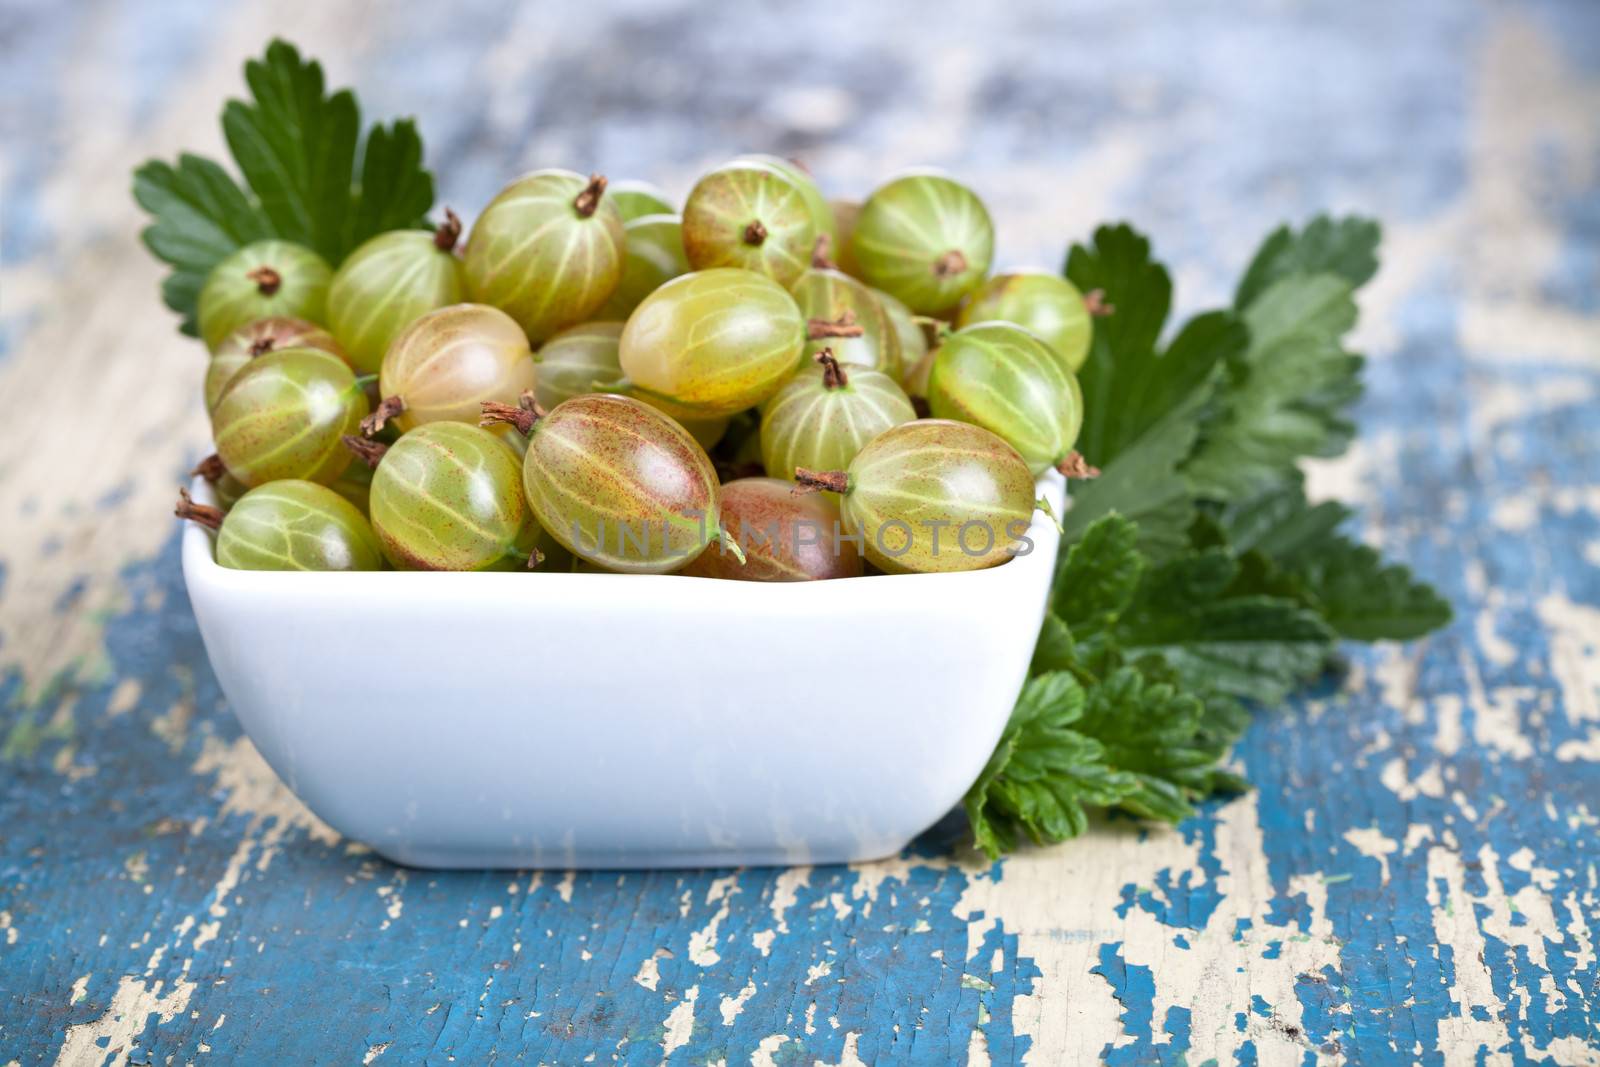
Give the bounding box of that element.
[2,2,1598,1063]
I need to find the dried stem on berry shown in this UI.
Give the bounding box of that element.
[248,336,277,356]
[434,207,463,251]
[806,311,863,341]
[1056,451,1100,479]
[933,250,967,278]
[811,234,836,270]
[246,266,281,295]
[1084,289,1115,317]
[743,220,768,246]
[342,435,390,469]
[175,488,224,530]
[525,546,546,570]
[360,395,408,437]
[814,348,849,390]
[573,174,608,217]
[792,468,849,495]
[480,392,547,436]
[191,453,226,482]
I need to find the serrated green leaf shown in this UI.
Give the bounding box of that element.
[223,40,360,262]
[1236,215,1381,309]
[1029,612,1078,676]
[1052,514,1143,635]
[347,119,435,248]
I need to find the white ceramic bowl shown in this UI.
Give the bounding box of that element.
[181,473,1064,869]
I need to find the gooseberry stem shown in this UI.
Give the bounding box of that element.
[248,336,277,357]
[792,468,849,496]
[361,395,407,437]
[342,435,390,469]
[480,391,546,436]
[806,311,863,341]
[743,220,768,246]
[573,174,608,217]
[912,315,951,348]
[174,488,224,530]
[191,453,226,482]
[1033,495,1065,534]
[1084,289,1115,317]
[814,348,849,390]
[434,207,463,252]
[246,266,281,295]
[1056,451,1100,479]
[714,528,748,565]
[811,234,836,270]
[353,373,379,389]
[933,250,967,278]
[519,546,547,570]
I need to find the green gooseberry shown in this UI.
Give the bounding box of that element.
[177,481,384,571]
[794,419,1039,574]
[205,317,345,416]
[827,198,863,278]
[363,421,537,571]
[678,477,861,582]
[482,393,736,575]
[363,303,536,436]
[735,154,837,247]
[462,170,626,343]
[956,271,1094,373]
[789,264,900,374]
[532,320,726,446]
[326,212,468,374]
[618,268,805,418]
[597,213,691,319]
[681,160,817,287]
[607,179,675,221]
[849,172,994,315]
[761,351,916,480]
[198,240,333,351]
[927,322,1084,475]
[874,289,928,389]
[212,347,368,487]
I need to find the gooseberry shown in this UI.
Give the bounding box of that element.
[849,173,993,315]
[532,320,726,447]
[618,269,804,418]
[790,255,900,374]
[956,271,1093,372]
[874,289,928,389]
[681,160,816,287]
[482,393,736,574]
[176,481,384,571]
[761,350,916,480]
[598,214,691,320]
[212,347,368,487]
[462,170,625,343]
[607,179,674,221]
[360,303,535,436]
[735,154,836,247]
[326,211,467,374]
[358,421,537,571]
[794,419,1038,574]
[927,322,1084,475]
[204,317,343,416]
[678,477,860,581]
[197,240,333,350]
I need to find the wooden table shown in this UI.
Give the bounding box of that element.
[2,3,1597,1063]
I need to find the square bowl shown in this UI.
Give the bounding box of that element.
[180,472,1064,869]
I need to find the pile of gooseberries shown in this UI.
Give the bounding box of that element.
[179,160,1104,577]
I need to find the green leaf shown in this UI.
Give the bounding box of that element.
[1063,226,1248,556]
[963,672,1140,858]
[1052,513,1143,635]
[222,40,360,262]
[132,155,274,335]
[1115,547,1336,704]
[1220,483,1452,640]
[346,118,435,250]
[1183,277,1366,501]
[1029,612,1079,675]
[1236,215,1381,309]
